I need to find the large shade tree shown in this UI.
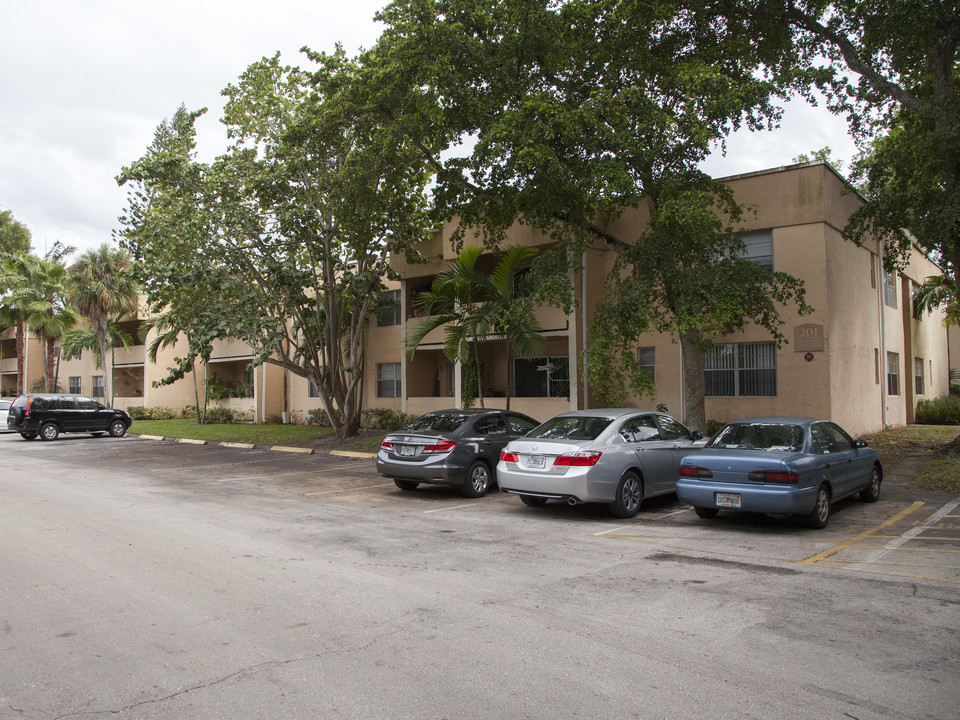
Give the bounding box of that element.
[353,0,813,430]
[0,207,31,256]
[67,244,139,407]
[119,53,436,438]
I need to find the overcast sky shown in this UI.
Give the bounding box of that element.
[1,1,858,258]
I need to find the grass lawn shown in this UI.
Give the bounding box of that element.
[130,419,334,446]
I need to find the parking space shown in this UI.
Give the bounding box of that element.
[5,432,960,585]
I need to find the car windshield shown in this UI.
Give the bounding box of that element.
[402,413,470,434]
[527,416,614,441]
[708,423,804,452]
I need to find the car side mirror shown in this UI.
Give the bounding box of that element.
[692,431,704,440]
[855,440,868,448]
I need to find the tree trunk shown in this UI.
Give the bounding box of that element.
[679,330,707,434]
[44,337,56,392]
[473,338,484,408]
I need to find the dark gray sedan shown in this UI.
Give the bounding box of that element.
[377,409,539,497]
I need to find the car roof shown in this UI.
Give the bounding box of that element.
[424,408,504,416]
[551,408,665,419]
[724,417,821,426]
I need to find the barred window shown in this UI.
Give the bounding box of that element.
[704,342,776,397]
[92,375,104,398]
[377,363,401,398]
[69,376,81,394]
[883,269,897,308]
[514,356,570,398]
[915,357,924,396]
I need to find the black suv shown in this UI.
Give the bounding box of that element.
[6,394,132,441]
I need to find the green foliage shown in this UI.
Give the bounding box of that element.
[915,397,960,425]
[127,405,181,420]
[0,207,31,256]
[361,408,417,431]
[705,419,726,438]
[118,51,435,438]
[205,406,245,425]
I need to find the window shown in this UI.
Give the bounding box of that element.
[377,290,401,327]
[704,342,776,397]
[740,230,773,270]
[887,352,900,396]
[474,415,507,435]
[92,375,104,398]
[637,347,655,385]
[618,415,661,443]
[309,380,321,398]
[883,269,898,308]
[870,254,877,289]
[69,376,81,394]
[506,413,538,434]
[656,415,690,441]
[915,357,924,396]
[377,363,401,398]
[513,356,570,398]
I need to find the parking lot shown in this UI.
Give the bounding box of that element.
[2,431,959,719]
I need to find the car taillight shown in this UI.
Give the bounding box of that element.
[380,440,394,451]
[679,465,713,479]
[422,439,456,454]
[24,397,32,418]
[500,450,519,462]
[748,469,799,484]
[554,451,603,467]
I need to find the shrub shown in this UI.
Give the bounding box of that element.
[127,406,148,420]
[915,396,960,425]
[362,408,416,431]
[307,407,343,428]
[705,419,726,437]
[205,407,240,424]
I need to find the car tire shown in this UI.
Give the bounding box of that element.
[860,465,882,503]
[40,422,59,441]
[394,479,419,491]
[695,506,719,519]
[519,494,548,507]
[108,420,127,438]
[804,485,831,529]
[609,471,643,518]
[462,460,492,498]
[19,432,36,440]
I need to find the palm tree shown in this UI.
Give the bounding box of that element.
[405,245,545,408]
[913,275,959,326]
[67,244,139,407]
[21,245,79,391]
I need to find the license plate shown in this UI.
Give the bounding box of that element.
[399,445,416,457]
[527,455,546,469]
[716,492,741,508]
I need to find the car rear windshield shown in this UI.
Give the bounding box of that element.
[402,413,470,434]
[709,423,803,452]
[527,416,614,441]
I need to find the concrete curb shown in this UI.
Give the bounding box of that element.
[136,434,165,441]
[270,445,314,455]
[330,449,377,459]
[220,442,256,449]
[178,438,208,445]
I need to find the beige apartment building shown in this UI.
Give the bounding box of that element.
[1,163,953,436]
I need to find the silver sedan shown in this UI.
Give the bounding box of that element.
[497,409,706,517]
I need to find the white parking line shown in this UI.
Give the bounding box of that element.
[424,503,476,514]
[592,508,691,536]
[852,497,960,571]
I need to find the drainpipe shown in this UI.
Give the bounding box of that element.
[261,363,267,424]
[878,240,888,429]
[678,334,685,425]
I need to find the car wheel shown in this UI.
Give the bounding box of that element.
[394,479,419,491]
[108,420,127,438]
[860,465,882,503]
[609,471,643,518]
[519,494,548,507]
[804,485,831,529]
[19,432,36,440]
[462,460,492,498]
[40,422,59,441]
[695,506,719,519]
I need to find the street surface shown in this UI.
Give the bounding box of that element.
[1,433,958,719]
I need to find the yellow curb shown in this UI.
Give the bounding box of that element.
[271,445,314,455]
[220,442,256,449]
[136,434,165,441]
[330,450,377,459]
[178,438,208,445]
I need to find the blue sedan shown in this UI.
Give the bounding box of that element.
[676,417,882,528]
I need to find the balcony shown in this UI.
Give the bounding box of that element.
[112,345,145,366]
